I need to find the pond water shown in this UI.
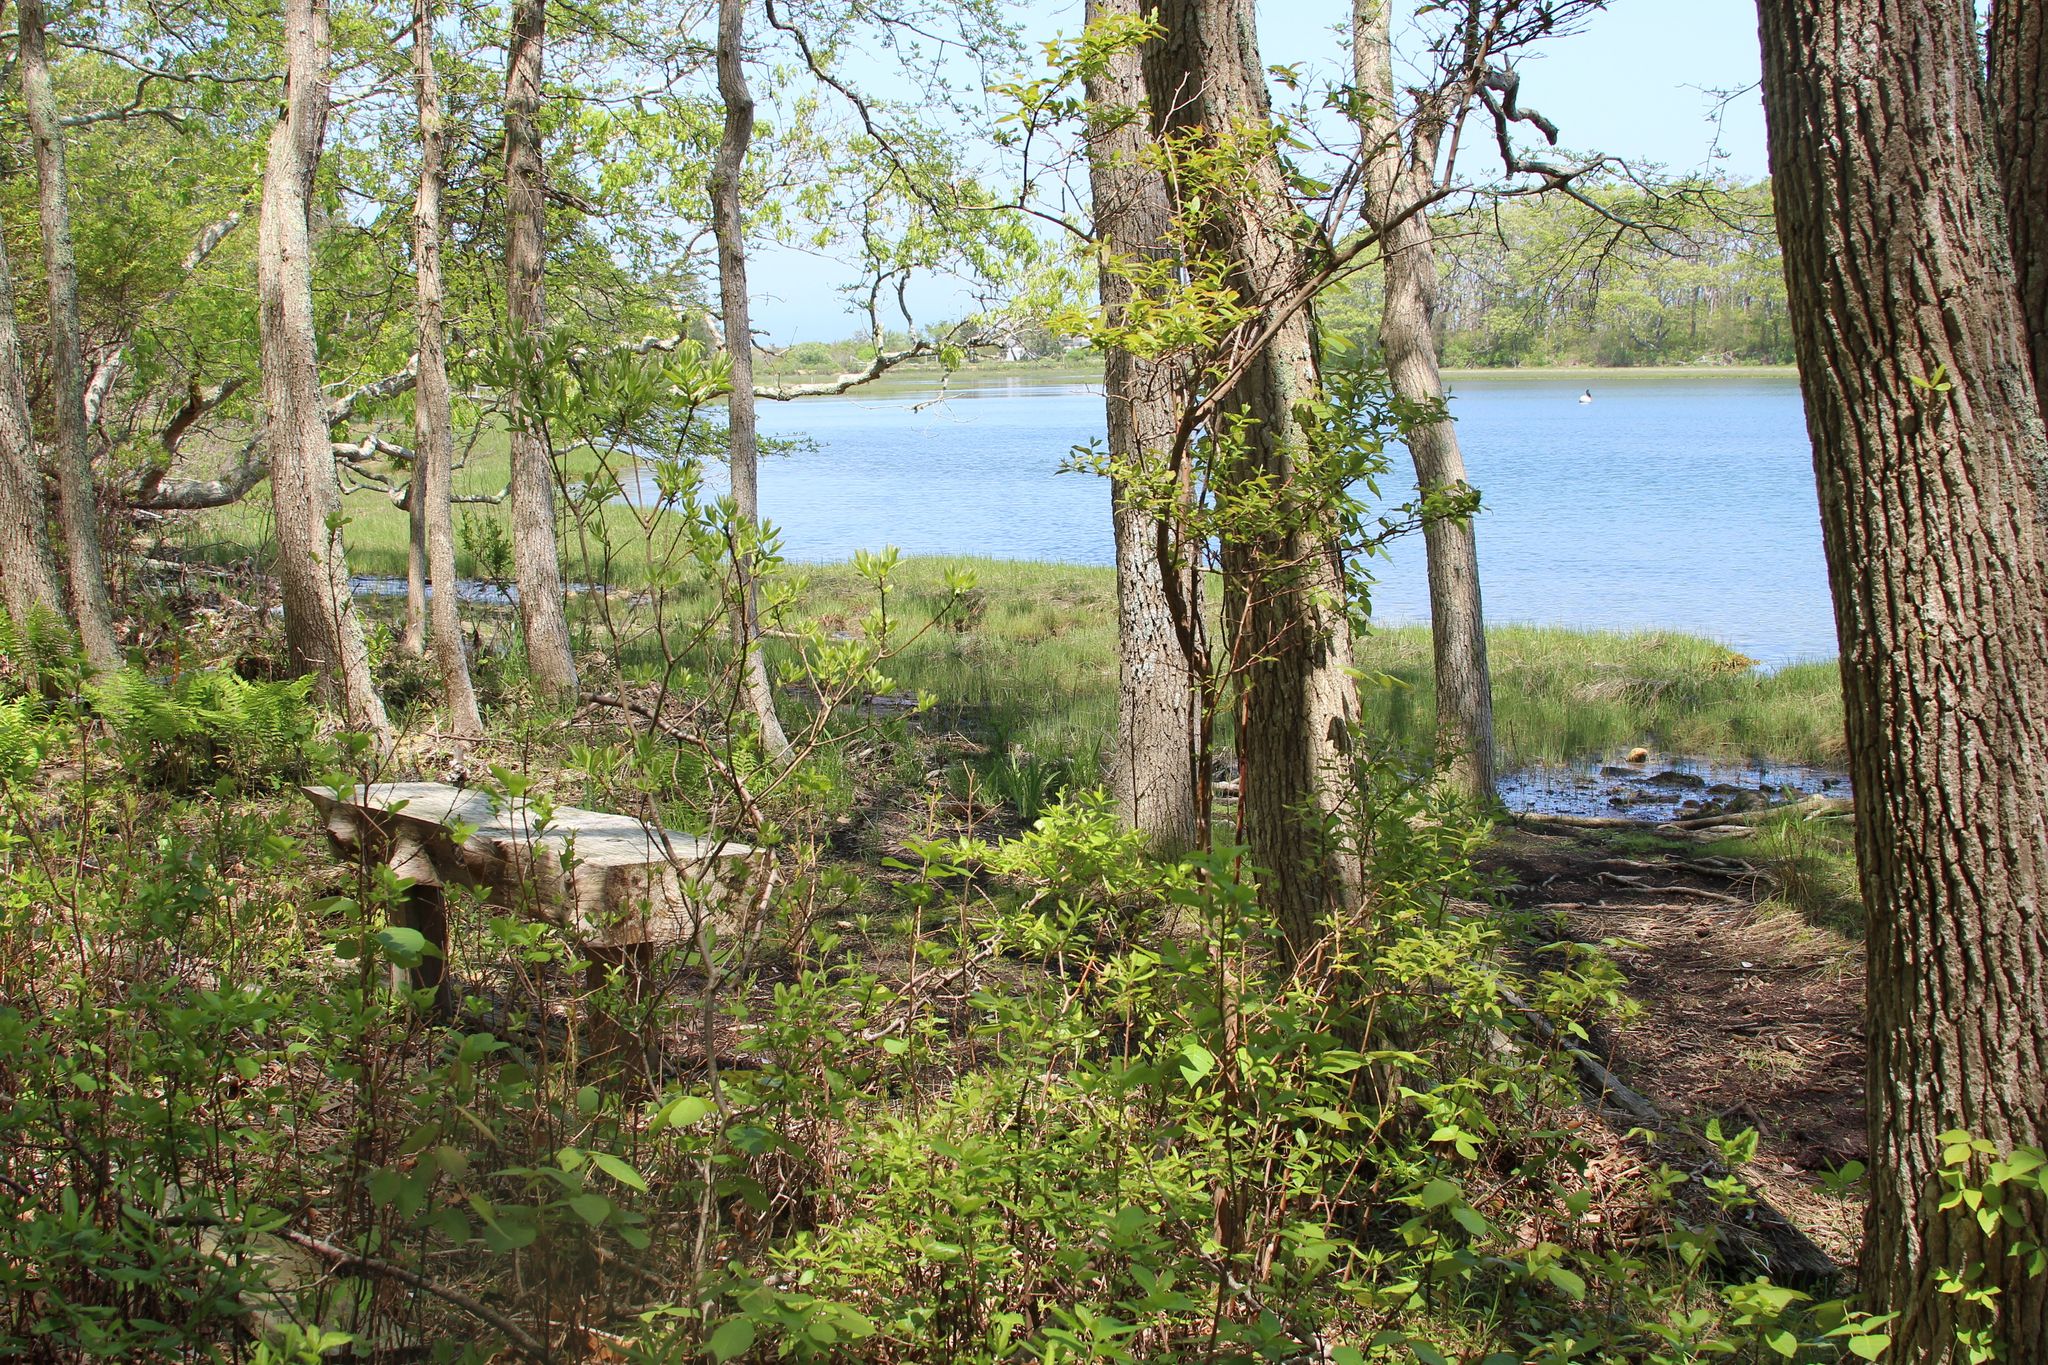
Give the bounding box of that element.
[732,368,1835,667]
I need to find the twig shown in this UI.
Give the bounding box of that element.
[278,1230,552,1364]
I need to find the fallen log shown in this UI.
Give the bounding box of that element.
[1660,795,1851,829]
[1513,794,1850,834]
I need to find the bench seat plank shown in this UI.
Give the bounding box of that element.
[304,781,762,947]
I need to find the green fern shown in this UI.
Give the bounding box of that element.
[0,698,41,781]
[85,667,316,786]
[0,606,83,697]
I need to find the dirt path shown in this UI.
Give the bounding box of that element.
[1486,821,1868,1268]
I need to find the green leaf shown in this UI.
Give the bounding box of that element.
[590,1151,649,1192]
[706,1316,755,1362]
[1179,1042,1216,1084]
[375,925,429,968]
[1847,1334,1891,1361]
[1419,1178,1460,1210]
[1764,1329,1799,1357]
[568,1194,612,1227]
[659,1095,714,1130]
[1546,1265,1587,1300]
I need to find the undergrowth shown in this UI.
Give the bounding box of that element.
[0,605,1918,1361]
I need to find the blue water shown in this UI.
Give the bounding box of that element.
[734,369,1834,666]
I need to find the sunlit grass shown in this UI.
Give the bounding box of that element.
[1356,623,1845,769]
[166,470,1845,777]
[1704,808,1862,939]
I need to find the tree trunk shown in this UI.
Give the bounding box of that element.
[258,0,389,736]
[18,0,119,669]
[412,0,483,738]
[1140,0,1360,955]
[1084,0,1201,853]
[503,0,577,701]
[0,212,63,630]
[403,460,428,656]
[1991,0,2048,416]
[1757,0,2048,1355]
[710,0,790,762]
[1352,0,1495,803]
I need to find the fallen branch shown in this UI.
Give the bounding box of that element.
[278,1230,551,1364]
[1661,795,1850,828]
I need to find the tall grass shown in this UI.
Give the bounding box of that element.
[158,462,1846,775]
[1357,623,1845,768]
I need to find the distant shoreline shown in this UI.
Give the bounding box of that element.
[1441,364,1798,380]
[753,358,1800,387]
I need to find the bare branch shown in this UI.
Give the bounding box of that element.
[276,1231,551,1365]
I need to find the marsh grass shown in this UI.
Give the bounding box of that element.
[164,461,1844,778]
[1357,623,1845,768]
[1704,809,1863,939]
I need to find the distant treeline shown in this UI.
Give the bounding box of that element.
[1323,180,1793,369]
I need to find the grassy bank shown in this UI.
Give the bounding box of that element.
[780,559,1845,773]
[164,466,1844,772]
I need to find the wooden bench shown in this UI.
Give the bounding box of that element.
[304,782,764,1051]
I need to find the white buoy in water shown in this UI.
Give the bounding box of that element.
[1578,388,1594,404]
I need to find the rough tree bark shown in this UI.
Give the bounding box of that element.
[710,0,791,761]
[0,219,62,628]
[412,0,484,738]
[1084,0,1202,853]
[1140,0,1361,955]
[1756,0,2048,1355]
[403,456,428,656]
[1352,0,1495,802]
[1991,0,2048,417]
[19,0,119,668]
[502,0,577,702]
[258,0,389,735]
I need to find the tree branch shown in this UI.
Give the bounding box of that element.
[276,1230,551,1365]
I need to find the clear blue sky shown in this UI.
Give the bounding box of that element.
[747,0,1769,342]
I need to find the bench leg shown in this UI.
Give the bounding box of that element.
[584,943,656,1086]
[394,881,456,1018]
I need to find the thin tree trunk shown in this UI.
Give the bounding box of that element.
[710,0,790,762]
[1757,0,2048,1355]
[1352,0,1495,802]
[1084,0,1201,853]
[1991,0,2048,417]
[1141,0,1361,955]
[18,0,118,668]
[0,212,63,629]
[413,0,483,738]
[503,0,577,701]
[258,0,389,736]
[403,463,427,656]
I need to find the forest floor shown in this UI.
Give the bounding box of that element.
[1486,815,1867,1270]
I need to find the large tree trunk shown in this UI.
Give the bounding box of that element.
[18,0,119,669]
[710,0,790,762]
[1352,0,1495,803]
[1991,0,2048,417]
[258,0,389,735]
[412,0,483,738]
[1140,0,1360,955]
[1757,0,2048,1355]
[503,0,577,701]
[1084,0,1201,853]
[0,215,63,630]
